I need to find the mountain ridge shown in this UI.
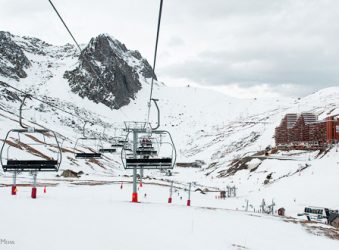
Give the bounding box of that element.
[0,31,156,109]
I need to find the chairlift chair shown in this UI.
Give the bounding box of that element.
[140,136,153,148]
[98,128,117,153]
[121,128,176,170]
[136,136,158,157]
[99,148,116,153]
[111,136,128,148]
[0,95,62,172]
[0,94,62,198]
[74,122,102,159]
[1,129,62,172]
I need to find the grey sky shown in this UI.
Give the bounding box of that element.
[1,0,339,98]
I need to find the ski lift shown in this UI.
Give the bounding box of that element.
[111,136,128,148]
[74,121,102,159]
[121,100,176,170]
[122,133,175,169]
[99,148,116,153]
[98,128,116,153]
[140,136,153,148]
[136,136,158,157]
[123,141,133,152]
[120,1,176,202]
[0,94,62,198]
[0,94,62,172]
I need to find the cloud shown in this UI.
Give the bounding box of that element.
[1,0,339,97]
[167,36,185,47]
[158,0,339,97]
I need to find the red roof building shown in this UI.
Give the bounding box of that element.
[275,113,339,147]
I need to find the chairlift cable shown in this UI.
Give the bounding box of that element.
[0,81,91,123]
[47,0,82,51]
[47,0,127,117]
[147,0,163,124]
[0,81,117,136]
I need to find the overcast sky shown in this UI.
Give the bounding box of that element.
[1,0,339,98]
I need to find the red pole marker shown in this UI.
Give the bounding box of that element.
[168,181,173,204]
[132,192,138,203]
[187,183,192,206]
[31,187,37,199]
[44,186,46,193]
[11,186,17,195]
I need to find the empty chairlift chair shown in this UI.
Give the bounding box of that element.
[74,137,102,158]
[99,148,116,153]
[0,94,62,198]
[98,128,117,153]
[74,122,102,159]
[111,137,128,148]
[1,128,62,172]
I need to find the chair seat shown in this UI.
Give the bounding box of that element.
[125,158,173,169]
[75,153,102,158]
[3,160,58,172]
[136,150,157,155]
[99,148,116,153]
[138,146,155,150]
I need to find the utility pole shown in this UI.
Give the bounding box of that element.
[245,199,249,212]
[12,171,17,195]
[227,186,230,197]
[132,130,138,202]
[270,199,276,214]
[31,171,37,199]
[187,182,191,206]
[139,168,143,187]
[261,199,266,213]
[168,181,173,203]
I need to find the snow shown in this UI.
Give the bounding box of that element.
[0,33,339,248]
[0,183,337,250]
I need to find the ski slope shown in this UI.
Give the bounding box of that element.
[0,183,337,250]
[0,32,338,247]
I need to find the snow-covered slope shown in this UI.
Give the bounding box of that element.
[0,31,338,222]
[1,183,338,250]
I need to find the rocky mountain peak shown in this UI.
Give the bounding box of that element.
[0,31,31,80]
[64,34,156,109]
[0,31,157,109]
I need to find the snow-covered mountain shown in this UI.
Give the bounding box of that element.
[0,31,338,219]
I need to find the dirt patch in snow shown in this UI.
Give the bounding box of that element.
[283,217,339,240]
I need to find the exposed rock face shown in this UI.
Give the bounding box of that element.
[60,169,84,178]
[0,31,155,109]
[64,34,156,109]
[0,82,21,102]
[0,31,31,80]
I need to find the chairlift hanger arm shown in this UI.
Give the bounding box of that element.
[81,121,96,138]
[151,98,160,130]
[147,0,163,124]
[19,94,32,129]
[82,121,88,138]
